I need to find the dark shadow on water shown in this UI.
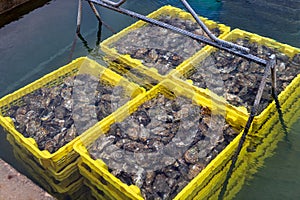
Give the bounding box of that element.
[273,92,290,145]
[0,0,51,28]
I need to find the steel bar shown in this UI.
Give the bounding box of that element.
[218,55,274,200]
[87,0,267,66]
[88,1,102,22]
[88,1,116,33]
[270,55,277,95]
[96,21,102,45]
[270,55,289,141]
[76,0,82,33]
[180,0,250,53]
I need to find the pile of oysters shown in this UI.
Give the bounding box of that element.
[5,73,129,153]
[187,39,300,113]
[111,15,221,75]
[89,94,238,199]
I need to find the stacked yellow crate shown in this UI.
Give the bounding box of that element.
[0,57,145,198]
[7,134,90,199]
[74,79,248,199]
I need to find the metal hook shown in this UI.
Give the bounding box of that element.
[100,0,126,7]
[180,0,250,53]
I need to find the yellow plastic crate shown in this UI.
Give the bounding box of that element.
[74,79,249,200]
[12,144,84,198]
[101,5,230,84]
[170,28,300,126]
[189,88,300,199]
[217,90,300,199]
[81,163,119,200]
[190,133,250,199]
[0,57,145,172]
[7,134,82,194]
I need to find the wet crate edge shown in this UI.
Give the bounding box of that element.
[7,134,82,193]
[74,79,248,200]
[12,144,84,195]
[11,145,84,199]
[100,5,230,81]
[7,133,79,181]
[0,56,145,172]
[80,161,125,200]
[83,178,114,200]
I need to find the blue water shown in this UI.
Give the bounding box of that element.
[0,0,299,199]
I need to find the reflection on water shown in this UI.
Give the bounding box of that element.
[0,0,299,199]
[235,119,300,200]
[233,92,300,200]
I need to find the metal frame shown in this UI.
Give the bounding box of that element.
[86,0,268,65]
